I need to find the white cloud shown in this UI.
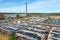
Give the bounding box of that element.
[0,0,60,13]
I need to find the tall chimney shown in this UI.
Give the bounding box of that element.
[26,2,27,16]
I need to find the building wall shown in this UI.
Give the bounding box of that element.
[4,14,16,17]
[19,14,27,17]
[4,13,27,17]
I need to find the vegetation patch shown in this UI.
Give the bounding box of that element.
[9,34,17,40]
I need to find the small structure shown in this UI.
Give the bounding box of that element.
[0,14,4,19]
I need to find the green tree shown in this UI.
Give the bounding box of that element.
[16,13,20,18]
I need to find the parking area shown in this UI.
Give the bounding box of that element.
[14,25,48,40]
[0,17,60,40]
[48,27,60,40]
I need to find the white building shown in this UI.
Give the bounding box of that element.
[19,14,27,17]
[4,13,27,18]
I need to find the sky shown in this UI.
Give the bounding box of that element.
[0,0,60,13]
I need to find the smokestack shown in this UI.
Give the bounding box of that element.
[26,2,27,16]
